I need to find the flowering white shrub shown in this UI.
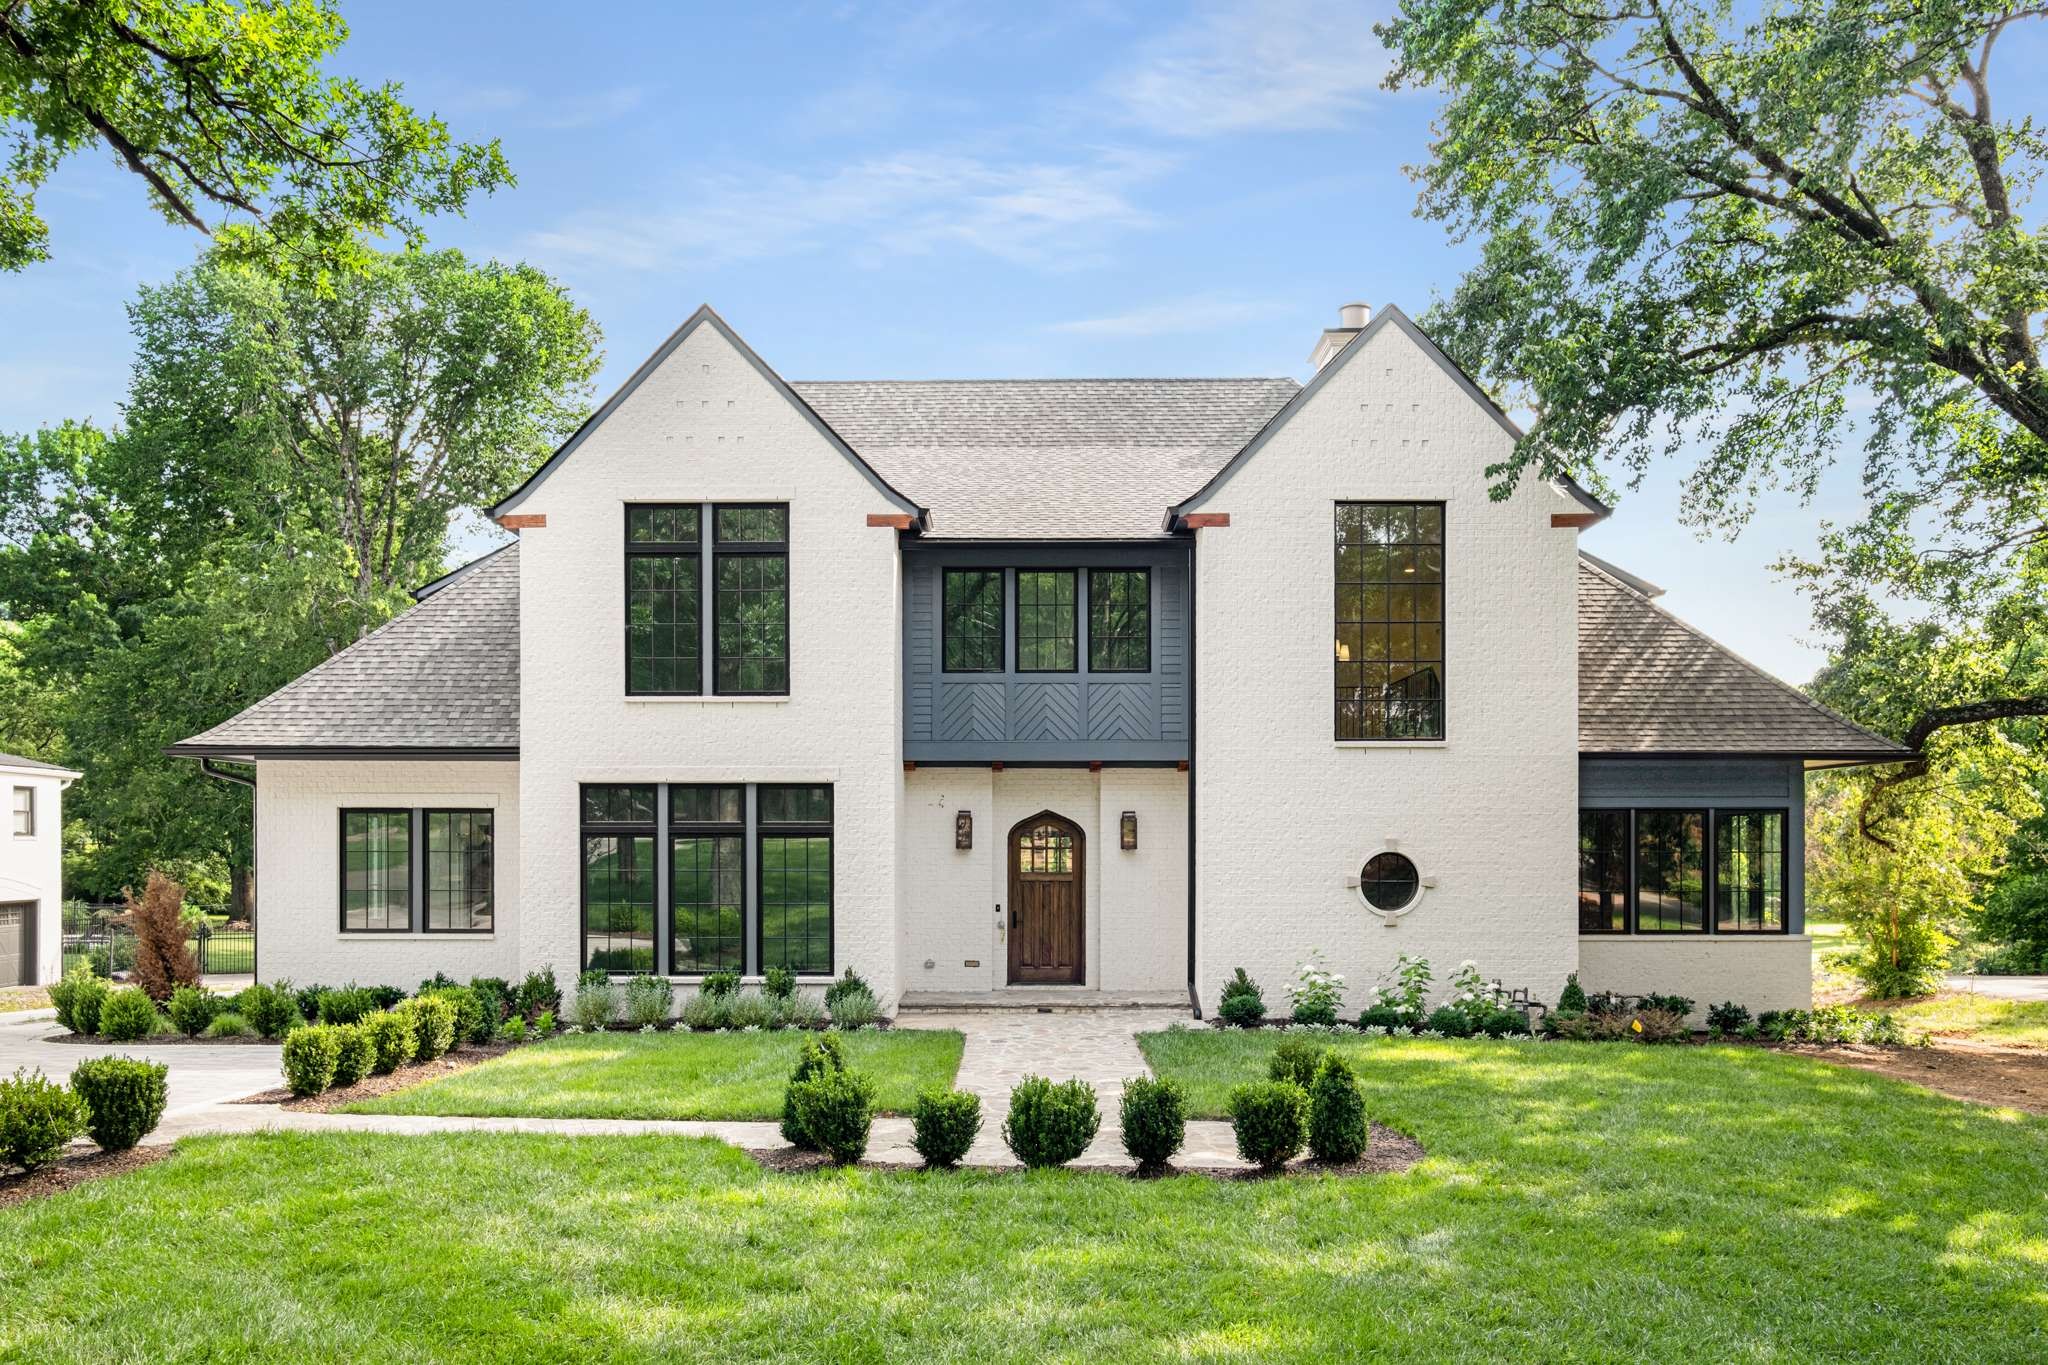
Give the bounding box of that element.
[1287,950,1346,1025]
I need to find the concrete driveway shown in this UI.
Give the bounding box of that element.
[1943,975,2048,1002]
[0,1011,281,1117]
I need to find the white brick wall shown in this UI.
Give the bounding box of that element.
[512,320,904,998]
[1190,320,1583,1016]
[256,759,521,989]
[1,767,72,985]
[1577,936,1813,1021]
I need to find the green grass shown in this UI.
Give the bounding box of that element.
[1884,993,2048,1048]
[6,1033,2048,1362]
[340,1027,964,1120]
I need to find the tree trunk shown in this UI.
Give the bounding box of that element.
[230,860,254,928]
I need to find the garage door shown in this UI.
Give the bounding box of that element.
[0,902,29,986]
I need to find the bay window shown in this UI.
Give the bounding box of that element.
[1577,806,1791,935]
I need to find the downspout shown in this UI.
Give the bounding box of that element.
[1185,533,1200,1019]
[198,758,258,983]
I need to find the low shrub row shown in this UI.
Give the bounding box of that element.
[565,967,880,1033]
[279,992,494,1098]
[0,1058,169,1172]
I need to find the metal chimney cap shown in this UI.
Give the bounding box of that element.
[1339,301,1371,328]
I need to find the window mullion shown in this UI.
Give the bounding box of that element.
[744,783,760,977]
[409,808,424,934]
[698,504,713,695]
[656,783,671,977]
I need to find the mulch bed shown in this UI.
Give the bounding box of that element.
[0,1145,176,1210]
[232,1042,518,1111]
[1784,1040,2048,1115]
[748,1122,1425,1179]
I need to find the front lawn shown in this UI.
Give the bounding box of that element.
[340,1027,964,1120]
[6,1035,2048,1365]
[1881,992,2048,1048]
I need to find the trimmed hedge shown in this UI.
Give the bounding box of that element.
[0,1068,89,1171]
[781,1033,847,1149]
[400,995,457,1060]
[166,985,223,1037]
[363,1011,417,1075]
[51,965,109,1036]
[69,1057,168,1152]
[330,1024,376,1087]
[1267,1037,1326,1088]
[97,987,161,1043]
[1306,1054,1368,1164]
[910,1087,981,1169]
[1118,1076,1188,1170]
[788,1068,876,1165]
[1226,1080,1308,1170]
[282,1025,344,1097]
[1001,1076,1099,1169]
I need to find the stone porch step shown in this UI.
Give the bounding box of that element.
[897,988,1192,1012]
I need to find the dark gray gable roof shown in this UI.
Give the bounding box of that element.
[0,750,79,776]
[167,545,522,759]
[791,378,1300,539]
[1168,304,1609,528]
[1577,555,1910,762]
[489,305,925,524]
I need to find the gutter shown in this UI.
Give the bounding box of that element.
[1185,533,1200,1020]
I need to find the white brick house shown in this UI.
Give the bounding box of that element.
[2,751,80,987]
[171,304,1908,1018]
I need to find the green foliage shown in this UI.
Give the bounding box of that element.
[1267,1037,1327,1089]
[620,975,671,1029]
[762,967,797,1000]
[1286,950,1344,1026]
[1370,953,1433,1027]
[330,1024,376,1088]
[514,969,560,1020]
[699,970,740,999]
[570,971,617,1029]
[400,996,457,1061]
[1640,994,1696,1020]
[910,1088,982,1169]
[97,987,161,1043]
[1706,1002,1751,1035]
[235,982,299,1040]
[363,1011,417,1075]
[202,1011,253,1040]
[1424,1005,1474,1039]
[773,992,826,1029]
[681,990,731,1031]
[724,991,776,1030]
[531,1010,555,1038]
[69,1057,168,1152]
[827,985,881,1028]
[1357,1004,1404,1032]
[1117,1076,1188,1170]
[495,1014,529,1044]
[823,968,872,1011]
[1217,967,1266,1027]
[0,1068,89,1171]
[282,1025,343,1097]
[166,985,222,1037]
[317,986,378,1026]
[50,964,108,1035]
[421,987,484,1048]
[467,977,512,1040]
[1225,1081,1308,1170]
[1001,1076,1100,1169]
[1557,973,1588,1015]
[788,1068,877,1165]
[780,1032,848,1149]
[1306,1054,1369,1165]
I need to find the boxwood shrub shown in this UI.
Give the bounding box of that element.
[68,1057,168,1152]
[780,1032,847,1149]
[1217,968,1266,1028]
[1357,1003,1404,1032]
[422,986,485,1047]
[97,987,161,1043]
[281,1025,343,1097]
[789,1067,877,1165]
[316,985,378,1025]
[0,1069,89,1171]
[1267,1037,1326,1088]
[910,1087,981,1169]
[1306,1054,1368,1164]
[1424,1004,1475,1038]
[1226,1080,1308,1170]
[363,1011,417,1074]
[1001,1076,1100,1169]
[400,995,457,1060]
[1118,1076,1187,1170]
[51,965,109,1036]
[166,985,222,1038]
[235,982,300,1040]
[468,977,512,1040]
[330,1023,376,1087]
[762,966,797,1000]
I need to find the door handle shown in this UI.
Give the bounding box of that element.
[1009,906,1017,929]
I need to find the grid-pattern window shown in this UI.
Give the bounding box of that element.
[1578,811,1629,933]
[671,784,744,972]
[759,784,832,974]
[341,810,411,932]
[1717,811,1785,932]
[714,504,790,695]
[943,569,1005,672]
[1636,810,1707,933]
[1016,570,1077,672]
[10,786,30,836]
[626,505,701,695]
[1015,820,1076,874]
[1089,570,1150,672]
[1335,502,1445,740]
[582,785,656,973]
[424,811,494,932]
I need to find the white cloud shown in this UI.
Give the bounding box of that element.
[533,85,651,131]
[1048,294,1286,337]
[436,82,649,130]
[1104,0,1394,137]
[527,146,1171,273]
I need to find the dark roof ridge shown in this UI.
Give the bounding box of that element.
[790,376,1299,385]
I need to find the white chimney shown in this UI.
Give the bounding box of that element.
[1311,302,1371,370]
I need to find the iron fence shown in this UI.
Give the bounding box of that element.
[60,914,254,979]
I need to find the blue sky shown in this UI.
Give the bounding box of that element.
[2,0,1979,684]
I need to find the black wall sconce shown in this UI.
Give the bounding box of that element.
[955,810,973,850]
[1120,810,1137,850]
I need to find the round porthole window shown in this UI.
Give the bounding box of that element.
[1359,851,1422,912]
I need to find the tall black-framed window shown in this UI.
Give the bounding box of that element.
[1635,810,1707,933]
[625,504,702,695]
[671,784,744,973]
[580,785,657,973]
[1089,569,1150,672]
[758,784,833,975]
[1716,810,1786,933]
[340,809,411,932]
[424,810,495,933]
[942,569,1005,672]
[1578,811,1629,934]
[1015,569,1078,672]
[713,504,790,695]
[1335,501,1445,740]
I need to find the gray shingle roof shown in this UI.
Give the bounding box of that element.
[0,750,78,775]
[790,379,1300,539]
[168,543,520,757]
[1577,555,1908,759]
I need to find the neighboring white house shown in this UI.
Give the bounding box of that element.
[1,751,80,987]
[170,303,1910,1019]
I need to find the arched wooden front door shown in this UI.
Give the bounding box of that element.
[1008,812,1084,985]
